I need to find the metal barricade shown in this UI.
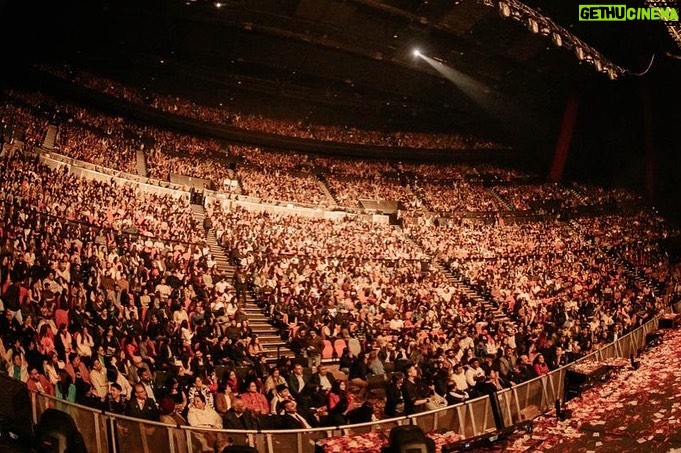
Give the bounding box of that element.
[2,316,662,453]
[113,415,172,453]
[31,393,109,453]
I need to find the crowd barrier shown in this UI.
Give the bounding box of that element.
[0,316,660,453]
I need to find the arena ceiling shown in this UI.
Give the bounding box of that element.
[2,0,680,150]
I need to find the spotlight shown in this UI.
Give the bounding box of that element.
[551,32,562,47]
[413,49,421,57]
[575,46,585,61]
[499,2,511,17]
[527,18,539,34]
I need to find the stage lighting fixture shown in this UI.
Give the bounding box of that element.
[413,49,421,57]
[527,18,539,34]
[499,2,511,17]
[575,46,585,61]
[551,32,562,47]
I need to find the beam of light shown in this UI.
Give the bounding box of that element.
[417,53,542,144]
[418,54,502,114]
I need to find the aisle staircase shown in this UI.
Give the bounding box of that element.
[317,176,338,206]
[403,230,515,329]
[43,125,58,149]
[489,187,513,211]
[190,204,291,361]
[568,220,665,295]
[136,149,148,177]
[433,260,514,328]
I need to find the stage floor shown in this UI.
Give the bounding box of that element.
[483,326,681,452]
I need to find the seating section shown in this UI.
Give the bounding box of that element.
[0,86,679,441]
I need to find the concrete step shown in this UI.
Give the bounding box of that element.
[43,125,58,150]
[246,314,269,320]
[256,330,281,336]
[259,337,285,345]
[261,341,288,348]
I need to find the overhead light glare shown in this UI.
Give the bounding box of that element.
[552,32,562,47]
[499,2,511,17]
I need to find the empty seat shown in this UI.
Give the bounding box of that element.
[333,339,346,358]
[347,338,361,356]
[214,365,228,381]
[367,373,387,398]
[322,340,334,360]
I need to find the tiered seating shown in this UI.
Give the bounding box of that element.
[0,87,676,435]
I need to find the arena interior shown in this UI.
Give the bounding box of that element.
[1,1,681,452]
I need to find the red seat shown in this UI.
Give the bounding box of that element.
[322,340,334,360]
[333,339,346,358]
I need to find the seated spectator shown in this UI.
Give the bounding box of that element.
[384,373,405,417]
[103,383,126,415]
[222,397,259,431]
[270,384,293,415]
[187,393,223,428]
[446,364,470,405]
[126,384,160,421]
[240,380,269,415]
[326,380,352,426]
[55,369,77,403]
[188,375,215,409]
[533,354,550,376]
[347,401,376,424]
[280,399,313,429]
[26,367,54,396]
[264,367,287,398]
[348,353,369,399]
[7,352,28,382]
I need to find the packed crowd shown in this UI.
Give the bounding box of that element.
[573,211,676,246]
[4,90,649,217]
[573,211,679,286]
[56,124,138,174]
[572,184,643,205]
[41,63,503,150]
[237,167,329,206]
[409,216,670,364]
[0,87,678,444]
[233,147,314,172]
[0,153,202,243]
[493,183,585,211]
[413,181,501,213]
[0,94,50,146]
[326,176,421,209]
[145,149,237,192]
[409,221,582,261]
[209,205,426,261]
[315,158,398,178]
